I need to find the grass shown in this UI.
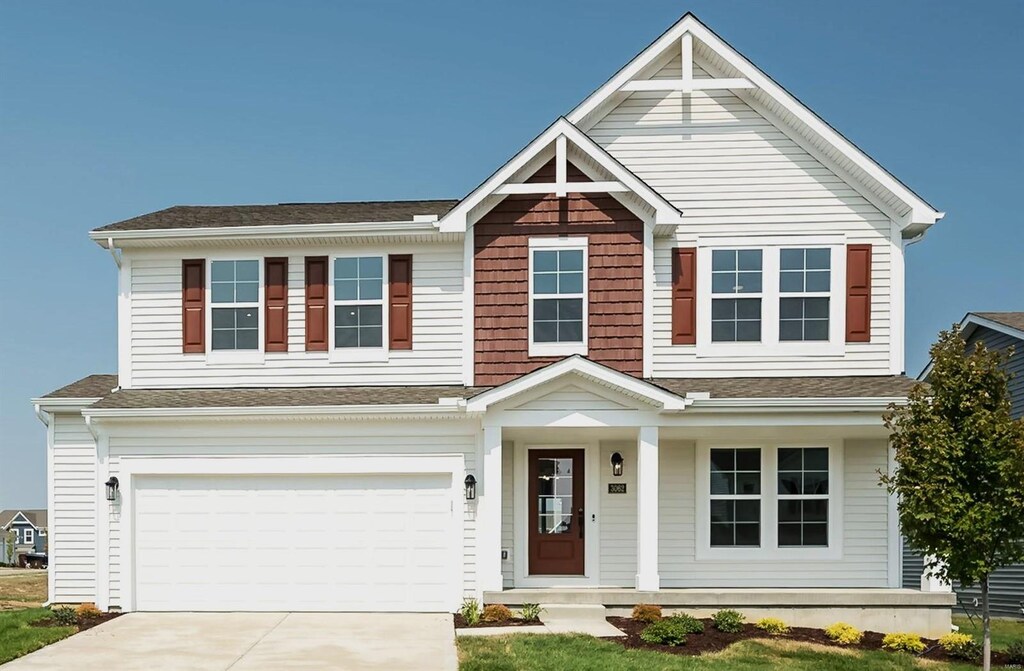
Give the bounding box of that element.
[0,571,48,611]
[0,608,75,664]
[457,634,981,671]
[952,615,1024,651]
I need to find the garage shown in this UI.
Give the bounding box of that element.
[132,473,457,612]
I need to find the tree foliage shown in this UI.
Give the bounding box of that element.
[882,325,1024,587]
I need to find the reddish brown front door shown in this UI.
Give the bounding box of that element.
[528,449,585,575]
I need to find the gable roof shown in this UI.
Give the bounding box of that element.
[0,510,47,530]
[94,200,459,233]
[970,312,1024,336]
[437,118,684,233]
[567,12,943,234]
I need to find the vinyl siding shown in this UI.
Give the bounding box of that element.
[966,326,1024,419]
[103,420,477,610]
[659,438,890,587]
[126,244,464,388]
[501,441,514,588]
[599,440,637,585]
[51,412,97,603]
[588,57,897,377]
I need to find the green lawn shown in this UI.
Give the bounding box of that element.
[952,615,1024,651]
[0,608,76,665]
[457,634,980,671]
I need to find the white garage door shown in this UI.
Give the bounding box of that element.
[133,473,456,611]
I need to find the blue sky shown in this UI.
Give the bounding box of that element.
[1,0,1021,508]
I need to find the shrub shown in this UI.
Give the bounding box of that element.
[75,603,102,619]
[1006,638,1024,664]
[481,604,513,622]
[518,603,543,622]
[668,613,704,635]
[754,617,789,635]
[712,609,744,633]
[459,598,481,626]
[50,606,77,627]
[938,632,981,661]
[881,632,926,654]
[640,618,688,646]
[631,603,662,623]
[824,622,863,646]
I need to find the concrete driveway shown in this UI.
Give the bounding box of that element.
[2,612,457,670]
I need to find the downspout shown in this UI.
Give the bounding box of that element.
[106,237,122,268]
[34,403,51,427]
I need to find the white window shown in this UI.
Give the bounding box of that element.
[696,238,845,356]
[777,447,829,547]
[330,256,387,360]
[696,442,842,560]
[23,528,33,544]
[779,248,831,342]
[709,448,761,547]
[209,260,260,351]
[711,249,762,342]
[528,238,588,357]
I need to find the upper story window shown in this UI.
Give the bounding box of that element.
[333,257,384,349]
[210,260,260,351]
[23,528,33,544]
[696,239,844,355]
[779,248,831,342]
[711,250,762,342]
[528,238,588,357]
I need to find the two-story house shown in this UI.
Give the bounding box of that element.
[33,13,955,634]
[1,510,47,561]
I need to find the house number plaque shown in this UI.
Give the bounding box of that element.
[607,483,627,494]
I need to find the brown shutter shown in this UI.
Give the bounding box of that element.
[671,247,697,345]
[305,256,328,351]
[845,244,872,342]
[182,259,205,353]
[264,257,288,352]
[388,254,413,350]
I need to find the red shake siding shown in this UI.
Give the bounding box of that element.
[474,162,643,386]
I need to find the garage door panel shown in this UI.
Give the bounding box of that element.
[133,473,455,612]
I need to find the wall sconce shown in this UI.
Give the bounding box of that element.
[464,474,477,500]
[610,452,624,477]
[105,476,120,502]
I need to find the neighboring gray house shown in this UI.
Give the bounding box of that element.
[903,312,1024,617]
[1,509,48,560]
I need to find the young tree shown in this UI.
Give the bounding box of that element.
[882,325,1024,670]
[3,529,14,565]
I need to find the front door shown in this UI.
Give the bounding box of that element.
[528,449,585,575]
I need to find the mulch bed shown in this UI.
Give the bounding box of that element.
[606,617,1011,667]
[31,612,123,632]
[453,614,542,629]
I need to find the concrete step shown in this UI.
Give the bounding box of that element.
[539,603,624,637]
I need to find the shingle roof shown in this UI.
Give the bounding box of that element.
[972,312,1024,333]
[88,386,489,409]
[94,200,460,232]
[649,375,919,399]
[40,374,118,399]
[0,510,47,529]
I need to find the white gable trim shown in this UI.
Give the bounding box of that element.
[437,118,684,233]
[567,13,942,231]
[2,512,36,530]
[465,355,689,412]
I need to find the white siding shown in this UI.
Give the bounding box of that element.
[588,56,897,376]
[103,419,477,610]
[126,243,464,388]
[659,438,890,587]
[501,440,514,588]
[599,440,636,585]
[51,412,96,603]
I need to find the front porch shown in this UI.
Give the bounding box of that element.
[465,357,954,636]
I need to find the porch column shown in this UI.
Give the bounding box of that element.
[636,426,660,591]
[477,424,503,595]
[921,555,953,593]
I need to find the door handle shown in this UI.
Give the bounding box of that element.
[577,508,584,539]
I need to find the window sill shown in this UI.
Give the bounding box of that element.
[329,348,389,363]
[205,351,265,366]
[528,342,588,358]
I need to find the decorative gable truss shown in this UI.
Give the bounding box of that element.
[437,118,685,233]
[567,13,943,235]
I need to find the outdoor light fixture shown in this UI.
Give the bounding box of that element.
[464,474,477,500]
[105,476,120,502]
[610,452,624,477]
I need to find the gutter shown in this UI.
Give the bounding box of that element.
[686,396,906,411]
[81,399,470,420]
